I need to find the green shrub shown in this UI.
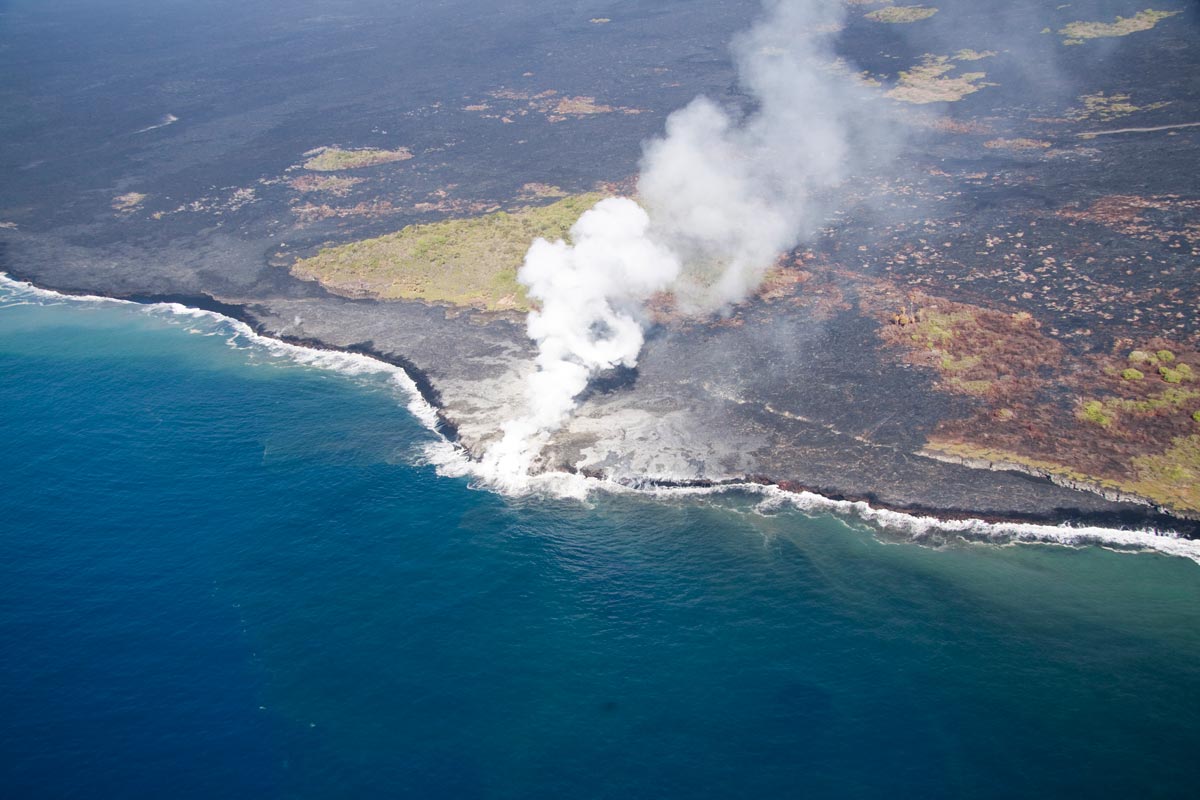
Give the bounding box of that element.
[1161,366,1184,384]
[1078,399,1114,428]
[1193,410,1200,423]
[1156,350,1176,363]
[1121,368,1144,381]
[1129,349,1155,364]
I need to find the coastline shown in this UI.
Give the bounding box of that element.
[4,271,1198,563]
[921,449,1200,523]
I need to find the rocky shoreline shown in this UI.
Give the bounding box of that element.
[3,0,1197,540]
[6,263,1193,539]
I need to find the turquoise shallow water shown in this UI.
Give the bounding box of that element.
[2,282,1200,799]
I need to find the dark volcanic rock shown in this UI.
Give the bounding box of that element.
[2,0,1198,533]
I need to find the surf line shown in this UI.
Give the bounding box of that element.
[3,271,1199,564]
[1078,121,1200,138]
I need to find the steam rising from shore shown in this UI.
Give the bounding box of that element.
[484,0,892,486]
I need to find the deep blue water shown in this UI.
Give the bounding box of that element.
[3,285,1200,799]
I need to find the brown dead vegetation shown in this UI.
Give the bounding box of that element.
[288,174,365,197]
[871,287,1200,511]
[983,138,1052,150]
[877,290,1063,401]
[1058,195,1200,249]
[290,200,402,225]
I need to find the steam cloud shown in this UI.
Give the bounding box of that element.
[482,0,892,486]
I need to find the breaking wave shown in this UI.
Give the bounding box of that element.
[0,274,439,431]
[3,272,1198,564]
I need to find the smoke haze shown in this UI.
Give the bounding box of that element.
[483,0,897,484]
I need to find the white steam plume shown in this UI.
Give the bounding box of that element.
[482,0,892,486]
[481,197,680,485]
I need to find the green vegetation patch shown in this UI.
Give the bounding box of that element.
[948,378,995,396]
[940,354,981,373]
[302,147,414,172]
[1160,363,1193,384]
[1129,349,1156,365]
[925,441,1122,492]
[882,288,1200,514]
[907,307,966,347]
[1131,435,1200,511]
[866,6,938,24]
[882,293,1200,513]
[1059,9,1181,45]
[291,193,605,311]
[1078,399,1115,429]
[1105,386,1199,415]
[882,298,1060,400]
[927,438,1200,512]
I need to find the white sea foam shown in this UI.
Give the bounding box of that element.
[3,272,1197,564]
[422,435,1200,563]
[134,113,179,134]
[0,274,444,432]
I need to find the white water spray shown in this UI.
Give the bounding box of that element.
[480,198,680,486]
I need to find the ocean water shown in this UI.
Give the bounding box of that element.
[2,281,1200,799]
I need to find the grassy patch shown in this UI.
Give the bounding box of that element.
[1106,386,1199,415]
[984,138,1051,151]
[886,55,992,104]
[948,377,994,396]
[953,49,996,62]
[1059,9,1181,45]
[112,192,147,213]
[929,436,1200,513]
[1130,349,1157,365]
[882,297,1062,401]
[291,193,605,311]
[553,97,614,116]
[924,440,1118,490]
[302,147,414,172]
[1077,399,1115,428]
[940,354,981,373]
[878,288,1200,514]
[1131,435,1200,511]
[865,6,938,23]
[1071,91,1171,122]
[907,307,962,347]
[1160,364,1193,384]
